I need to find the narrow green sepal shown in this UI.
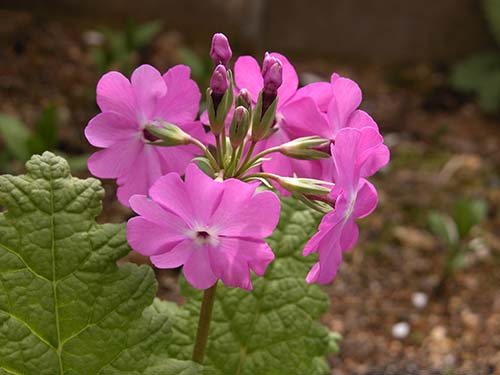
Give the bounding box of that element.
[251,91,278,141]
[277,176,332,196]
[145,122,192,146]
[280,136,331,160]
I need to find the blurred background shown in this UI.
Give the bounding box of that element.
[0,1,499,374]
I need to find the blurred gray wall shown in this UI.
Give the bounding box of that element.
[1,0,493,62]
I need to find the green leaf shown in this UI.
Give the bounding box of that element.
[450,52,500,113]
[0,113,30,162]
[452,198,488,238]
[427,211,459,246]
[28,105,59,153]
[484,0,500,45]
[131,21,162,49]
[168,198,334,375]
[179,48,211,87]
[0,152,179,375]
[144,359,203,375]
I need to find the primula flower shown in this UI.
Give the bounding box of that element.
[303,127,390,284]
[283,73,378,140]
[127,164,281,290]
[282,73,382,180]
[85,64,204,206]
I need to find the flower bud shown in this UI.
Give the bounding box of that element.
[279,136,331,160]
[251,91,278,142]
[210,64,229,96]
[275,177,331,196]
[145,122,192,146]
[262,53,283,95]
[210,33,232,66]
[236,89,252,110]
[229,106,250,148]
[207,68,234,136]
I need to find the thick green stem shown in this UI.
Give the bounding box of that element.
[192,282,218,364]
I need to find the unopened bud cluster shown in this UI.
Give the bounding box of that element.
[151,35,333,199]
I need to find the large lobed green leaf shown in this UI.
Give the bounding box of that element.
[168,198,335,375]
[0,152,200,375]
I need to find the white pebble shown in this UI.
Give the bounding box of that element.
[412,292,428,309]
[392,322,410,339]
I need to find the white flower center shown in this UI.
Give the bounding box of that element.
[187,225,219,246]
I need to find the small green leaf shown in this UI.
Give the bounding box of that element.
[484,0,500,45]
[427,211,459,246]
[28,105,59,153]
[168,198,333,375]
[452,198,488,238]
[450,52,500,113]
[0,113,30,161]
[131,21,162,49]
[179,47,212,88]
[0,152,176,375]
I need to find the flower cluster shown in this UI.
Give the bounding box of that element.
[85,33,389,290]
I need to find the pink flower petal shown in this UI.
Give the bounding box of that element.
[131,64,167,121]
[150,239,194,268]
[218,189,280,238]
[305,262,321,283]
[96,71,136,121]
[313,236,343,285]
[155,144,198,175]
[328,74,362,133]
[155,65,201,124]
[270,52,299,104]
[347,110,378,130]
[353,179,378,218]
[331,128,362,188]
[360,143,390,178]
[127,217,185,256]
[356,127,390,177]
[209,178,258,227]
[260,129,294,178]
[87,138,143,179]
[183,246,218,289]
[184,163,224,224]
[129,195,186,229]
[209,237,274,290]
[294,82,332,112]
[339,217,359,251]
[234,55,263,100]
[149,172,195,225]
[116,145,164,206]
[281,97,332,139]
[85,112,138,148]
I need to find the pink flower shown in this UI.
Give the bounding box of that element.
[85,64,205,206]
[303,127,390,284]
[281,73,381,180]
[283,73,378,140]
[126,164,281,290]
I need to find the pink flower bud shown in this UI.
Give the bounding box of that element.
[236,88,252,109]
[210,64,229,95]
[235,105,246,122]
[262,52,283,94]
[210,33,232,66]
